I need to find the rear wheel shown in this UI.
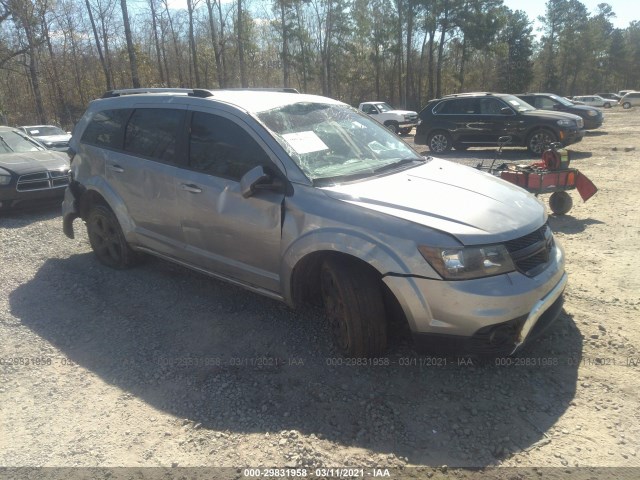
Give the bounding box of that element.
[604,102,612,108]
[623,102,631,109]
[428,131,453,153]
[549,191,573,215]
[86,204,140,269]
[320,257,387,357]
[527,129,557,155]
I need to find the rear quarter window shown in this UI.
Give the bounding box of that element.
[80,109,131,149]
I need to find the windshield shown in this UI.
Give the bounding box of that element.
[25,126,66,136]
[502,95,535,112]
[0,131,46,154]
[550,94,574,106]
[257,103,423,184]
[376,103,393,112]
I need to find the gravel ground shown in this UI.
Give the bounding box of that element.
[1,110,639,479]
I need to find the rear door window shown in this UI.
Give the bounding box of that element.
[124,108,185,164]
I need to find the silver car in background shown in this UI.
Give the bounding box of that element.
[62,88,567,357]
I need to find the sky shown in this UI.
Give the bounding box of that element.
[505,0,639,31]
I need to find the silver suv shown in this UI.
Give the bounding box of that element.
[63,88,567,357]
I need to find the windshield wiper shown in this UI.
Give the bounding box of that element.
[0,135,12,152]
[312,171,375,186]
[372,157,425,174]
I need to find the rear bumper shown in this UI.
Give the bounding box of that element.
[61,185,80,238]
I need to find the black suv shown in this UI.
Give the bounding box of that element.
[515,93,603,130]
[415,92,585,154]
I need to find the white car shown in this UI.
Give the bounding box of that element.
[19,125,72,151]
[572,95,613,108]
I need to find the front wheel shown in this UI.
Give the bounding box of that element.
[86,204,140,269]
[428,131,453,153]
[604,102,612,108]
[623,102,631,109]
[549,191,573,215]
[384,122,399,134]
[320,257,387,357]
[527,129,557,155]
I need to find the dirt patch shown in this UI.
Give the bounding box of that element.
[1,109,639,478]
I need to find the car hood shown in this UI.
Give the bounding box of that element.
[521,109,582,122]
[388,109,418,116]
[35,134,72,143]
[321,158,546,245]
[0,150,69,175]
[565,104,600,115]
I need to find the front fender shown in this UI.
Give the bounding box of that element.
[280,227,413,305]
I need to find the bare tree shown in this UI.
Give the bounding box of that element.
[120,0,140,87]
[238,0,248,87]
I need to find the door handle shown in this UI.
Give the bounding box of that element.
[181,183,202,193]
[107,164,124,173]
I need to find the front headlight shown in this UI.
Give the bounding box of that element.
[418,244,515,280]
[556,119,573,126]
[586,110,597,117]
[0,167,12,186]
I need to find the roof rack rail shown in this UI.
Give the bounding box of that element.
[219,87,300,94]
[101,88,214,98]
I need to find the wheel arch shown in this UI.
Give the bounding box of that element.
[76,179,136,240]
[288,249,408,333]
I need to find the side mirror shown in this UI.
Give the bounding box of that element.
[240,166,283,198]
[500,107,513,115]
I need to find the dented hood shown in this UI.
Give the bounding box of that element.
[321,158,546,245]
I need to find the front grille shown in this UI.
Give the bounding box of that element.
[17,170,70,192]
[504,224,554,277]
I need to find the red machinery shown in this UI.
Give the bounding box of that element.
[479,137,598,215]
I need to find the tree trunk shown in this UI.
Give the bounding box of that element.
[280,1,290,88]
[42,13,72,126]
[238,0,248,87]
[149,0,165,85]
[85,0,112,90]
[162,0,185,86]
[205,0,224,88]
[187,0,200,87]
[120,0,140,88]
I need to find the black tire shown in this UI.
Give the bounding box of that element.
[527,129,557,155]
[549,191,573,215]
[427,131,453,153]
[320,257,387,357]
[384,121,399,134]
[623,102,631,109]
[604,102,612,108]
[86,204,140,269]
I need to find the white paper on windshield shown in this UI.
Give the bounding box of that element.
[282,131,329,154]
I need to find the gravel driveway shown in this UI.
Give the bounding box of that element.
[1,111,639,479]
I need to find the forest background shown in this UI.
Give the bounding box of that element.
[0,0,638,129]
